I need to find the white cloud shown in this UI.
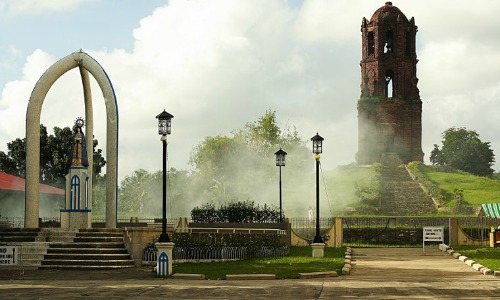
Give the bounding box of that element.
[2,0,500,183]
[0,0,90,17]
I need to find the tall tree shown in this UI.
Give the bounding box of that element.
[0,124,106,187]
[430,127,495,177]
[189,110,309,204]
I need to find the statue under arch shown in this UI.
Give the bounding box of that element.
[25,51,118,229]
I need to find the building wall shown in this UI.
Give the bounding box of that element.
[357,2,423,164]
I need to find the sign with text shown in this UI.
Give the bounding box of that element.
[423,226,444,242]
[0,246,18,265]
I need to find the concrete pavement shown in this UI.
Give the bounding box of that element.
[1,248,499,299]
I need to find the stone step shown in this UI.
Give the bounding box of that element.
[51,242,126,248]
[78,229,125,233]
[38,228,133,270]
[47,248,129,254]
[41,259,134,266]
[74,236,124,243]
[0,231,40,236]
[44,253,132,260]
[19,253,46,260]
[378,161,437,215]
[0,236,38,242]
[39,265,134,270]
[76,232,123,238]
[0,228,40,233]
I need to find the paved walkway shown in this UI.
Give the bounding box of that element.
[1,248,499,299]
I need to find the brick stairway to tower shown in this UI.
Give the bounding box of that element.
[378,153,437,215]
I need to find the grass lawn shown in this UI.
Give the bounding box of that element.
[172,246,346,280]
[453,246,500,271]
[409,163,500,207]
[426,171,500,206]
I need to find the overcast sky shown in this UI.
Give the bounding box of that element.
[1,0,500,182]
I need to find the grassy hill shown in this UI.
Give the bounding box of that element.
[407,162,500,213]
[285,162,500,217]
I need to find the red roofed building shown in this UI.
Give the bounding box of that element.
[0,172,64,218]
[0,172,64,195]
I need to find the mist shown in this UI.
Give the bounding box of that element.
[114,111,371,219]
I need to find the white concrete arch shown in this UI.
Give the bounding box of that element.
[25,51,118,228]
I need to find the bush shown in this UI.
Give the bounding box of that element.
[171,232,288,248]
[191,200,281,223]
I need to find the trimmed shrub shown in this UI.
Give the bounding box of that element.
[191,200,281,223]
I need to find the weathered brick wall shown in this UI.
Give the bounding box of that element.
[358,100,423,164]
[357,2,423,164]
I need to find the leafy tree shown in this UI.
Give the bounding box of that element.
[118,169,157,215]
[118,168,195,217]
[118,110,310,218]
[430,127,495,177]
[189,109,309,204]
[91,174,107,216]
[0,124,106,187]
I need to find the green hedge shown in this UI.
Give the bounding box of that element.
[191,200,281,223]
[171,232,288,248]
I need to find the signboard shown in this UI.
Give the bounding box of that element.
[423,226,444,242]
[0,246,18,265]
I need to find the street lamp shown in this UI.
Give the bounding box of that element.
[156,109,173,243]
[311,133,324,244]
[274,148,287,223]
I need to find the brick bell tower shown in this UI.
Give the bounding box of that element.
[357,2,424,164]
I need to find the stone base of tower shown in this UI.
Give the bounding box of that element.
[357,100,423,165]
[60,210,91,230]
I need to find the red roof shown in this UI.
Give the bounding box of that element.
[0,172,64,195]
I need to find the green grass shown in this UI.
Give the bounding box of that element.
[426,171,500,206]
[408,163,500,208]
[172,246,346,280]
[453,246,500,271]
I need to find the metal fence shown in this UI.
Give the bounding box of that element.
[0,216,178,228]
[458,216,500,241]
[0,217,24,228]
[142,244,289,263]
[289,216,500,247]
[288,217,335,241]
[342,217,451,247]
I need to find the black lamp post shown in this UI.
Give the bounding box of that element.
[156,109,173,243]
[311,133,324,244]
[274,148,287,223]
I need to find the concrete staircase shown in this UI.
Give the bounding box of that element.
[40,229,134,270]
[0,228,50,269]
[0,228,40,243]
[379,153,437,215]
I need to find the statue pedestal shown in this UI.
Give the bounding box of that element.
[311,243,326,258]
[60,210,91,230]
[156,242,175,277]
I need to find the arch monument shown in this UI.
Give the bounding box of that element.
[25,50,118,228]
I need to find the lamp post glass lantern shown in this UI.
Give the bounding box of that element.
[156,109,174,243]
[311,133,324,155]
[274,148,287,223]
[157,110,173,135]
[311,133,324,244]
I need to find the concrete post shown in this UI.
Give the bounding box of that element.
[156,242,175,277]
[449,218,458,246]
[311,243,326,258]
[334,217,343,247]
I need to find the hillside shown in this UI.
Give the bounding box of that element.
[285,162,500,217]
[407,162,500,214]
